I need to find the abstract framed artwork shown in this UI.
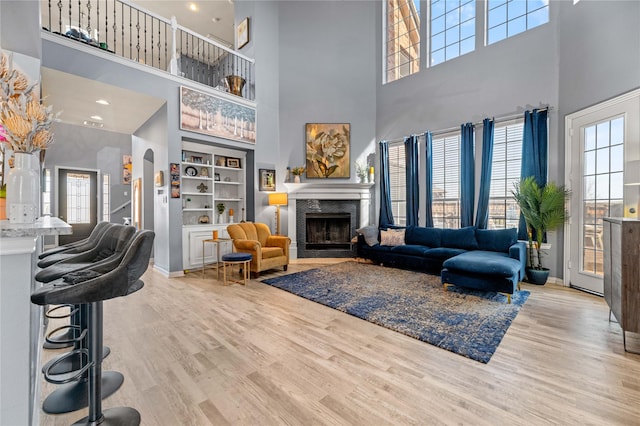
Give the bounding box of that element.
[237,17,249,49]
[122,154,132,184]
[180,86,256,144]
[259,169,276,192]
[305,123,350,179]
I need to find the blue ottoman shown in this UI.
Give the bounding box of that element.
[221,253,252,286]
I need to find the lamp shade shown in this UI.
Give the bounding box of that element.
[268,192,288,206]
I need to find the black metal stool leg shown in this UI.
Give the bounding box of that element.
[72,302,140,425]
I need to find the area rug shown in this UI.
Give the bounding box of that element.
[262,261,530,363]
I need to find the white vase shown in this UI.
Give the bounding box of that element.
[6,152,39,224]
[294,175,301,183]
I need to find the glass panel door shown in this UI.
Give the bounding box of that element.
[567,92,640,294]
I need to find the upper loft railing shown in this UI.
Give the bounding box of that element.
[41,0,255,101]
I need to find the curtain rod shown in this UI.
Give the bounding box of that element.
[384,105,552,143]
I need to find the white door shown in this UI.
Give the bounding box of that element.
[566,90,640,294]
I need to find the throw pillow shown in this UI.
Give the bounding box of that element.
[380,229,405,246]
[440,226,479,250]
[357,225,379,246]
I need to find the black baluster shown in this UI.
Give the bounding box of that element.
[128,5,132,59]
[135,10,140,62]
[143,12,147,65]
[78,0,81,34]
[86,0,91,40]
[96,0,99,44]
[69,0,72,35]
[48,0,51,31]
[57,0,62,33]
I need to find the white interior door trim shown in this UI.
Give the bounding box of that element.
[564,88,640,290]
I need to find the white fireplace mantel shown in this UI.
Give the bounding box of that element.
[283,182,374,259]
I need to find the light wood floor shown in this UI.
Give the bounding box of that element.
[39,259,640,425]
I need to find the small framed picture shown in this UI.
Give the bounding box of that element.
[216,156,226,166]
[259,169,276,192]
[226,157,241,168]
[214,173,221,181]
[237,17,249,49]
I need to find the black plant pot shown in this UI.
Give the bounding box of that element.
[526,267,550,285]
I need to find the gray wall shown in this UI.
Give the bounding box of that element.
[243,0,378,233]
[45,122,132,226]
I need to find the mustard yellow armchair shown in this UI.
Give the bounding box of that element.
[226,223,290,277]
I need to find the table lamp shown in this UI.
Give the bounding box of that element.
[268,192,288,235]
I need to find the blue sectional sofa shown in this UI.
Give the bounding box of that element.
[356,226,526,301]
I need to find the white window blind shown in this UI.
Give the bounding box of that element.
[488,121,523,229]
[388,142,407,226]
[432,132,460,228]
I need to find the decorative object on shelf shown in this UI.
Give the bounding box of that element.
[154,170,164,187]
[369,166,375,184]
[225,75,246,97]
[236,17,250,49]
[216,156,226,166]
[212,230,219,240]
[185,197,192,209]
[185,166,197,177]
[355,161,368,183]
[259,168,276,192]
[214,173,221,181]
[512,176,570,285]
[192,156,203,164]
[291,166,305,184]
[197,182,208,193]
[198,215,210,224]
[229,208,235,223]
[180,86,256,145]
[226,157,241,168]
[268,192,288,235]
[169,162,180,198]
[216,202,226,224]
[200,167,209,177]
[305,123,350,179]
[224,176,231,182]
[0,50,57,223]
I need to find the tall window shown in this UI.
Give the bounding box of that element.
[430,0,475,66]
[102,174,110,222]
[488,121,523,229]
[487,0,549,45]
[42,169,51,216]
[432,132,460,228]
[385,0,420,83]
[388,142,407,225]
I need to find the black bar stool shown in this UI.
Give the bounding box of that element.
[32,230,155,423]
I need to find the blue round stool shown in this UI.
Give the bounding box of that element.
[221,253,252,286]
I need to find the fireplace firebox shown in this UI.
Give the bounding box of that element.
[305,213,351,250]
[296,199,359,258]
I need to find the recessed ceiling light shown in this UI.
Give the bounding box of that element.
[90,115,103,121]
[212,17,221,23]
[188,2,198,12]
[95,99,110,105]
[83,120,104,128]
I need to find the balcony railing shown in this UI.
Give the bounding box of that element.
[42,0,255,101]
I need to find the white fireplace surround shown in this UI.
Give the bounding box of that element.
[283,182,374,259]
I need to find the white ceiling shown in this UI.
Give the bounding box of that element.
[129,0,236,47]
[40,1,235,135]
[41,67,166,134]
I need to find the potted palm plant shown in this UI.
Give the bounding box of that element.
[512,176,570,285]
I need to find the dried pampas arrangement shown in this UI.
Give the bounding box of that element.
[0,49,56,153]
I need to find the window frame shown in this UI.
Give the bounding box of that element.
[486,0,550,46]
[430,0,476,67]
[388,141,408,226]
[384,0,421,84]
[431,131,461,229]
[487,119,523,230]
